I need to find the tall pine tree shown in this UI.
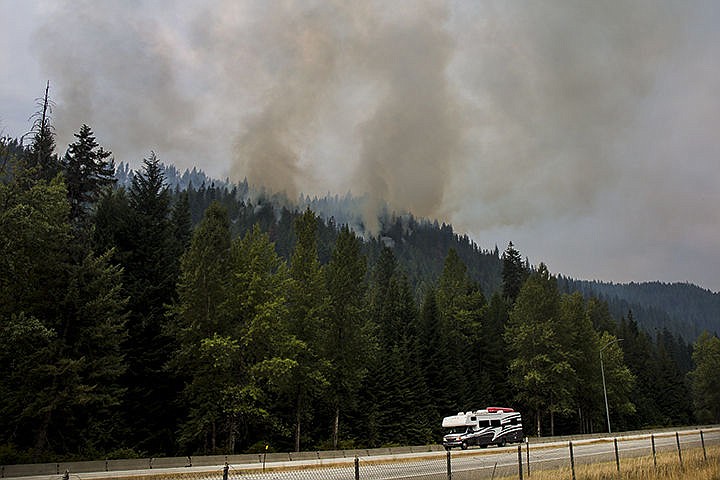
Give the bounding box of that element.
[61,124,115,229]
[323,225,373,448]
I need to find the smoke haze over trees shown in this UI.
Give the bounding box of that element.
[4,0,720,291]
[3,2,720,460]
[2,118,719,462]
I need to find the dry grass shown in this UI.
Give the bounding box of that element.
[494,445,719,480]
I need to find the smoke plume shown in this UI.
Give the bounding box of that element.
[32,0,709,237]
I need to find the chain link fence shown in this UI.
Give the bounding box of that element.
[3,429,719,480]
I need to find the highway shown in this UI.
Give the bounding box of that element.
[4,427,718,480]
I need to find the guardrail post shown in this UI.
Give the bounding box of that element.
[675,432,683,468]
[613,438,620,473]
[355,456,359,480]
[700,430,707,461]
[517,444,524,480]
[651,434,657,469]
[446,449,452,480]
[568,442,575,480]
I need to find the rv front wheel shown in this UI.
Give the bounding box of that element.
[461,442,468,450]
[498,438,506,447]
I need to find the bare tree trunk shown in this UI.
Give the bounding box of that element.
[550,411,555,436]
[295,391,302,452]
[333,404,340,449]
[211,420,216,452]
[295,409,301,452]
[228,416,236,453]
[536,409,541,437]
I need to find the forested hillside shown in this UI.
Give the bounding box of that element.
[2,115,720,465]
[126,161,716,344]
[561,278,720,341]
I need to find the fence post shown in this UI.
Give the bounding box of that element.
[675,432,683,468]
[526,439,531,477]
[355,457,360,480]
[517,444,523,480]
[651,434,657,469]
[223,462,229,480]
[568,442,576,480]
[700,430,707,461]
[446,450,452,480]
[614,438,620,473]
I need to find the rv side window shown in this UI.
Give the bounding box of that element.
[491,419,501,427]
[479,420,490,427]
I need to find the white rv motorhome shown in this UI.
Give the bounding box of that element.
[441,407,523,450]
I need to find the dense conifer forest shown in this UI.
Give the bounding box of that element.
[2,111,719,464]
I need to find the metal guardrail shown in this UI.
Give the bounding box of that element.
[1,445,446,478]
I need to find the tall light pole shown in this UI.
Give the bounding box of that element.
[600,338,623,434]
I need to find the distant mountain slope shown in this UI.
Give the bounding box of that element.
[561,278,720,341]
[115,162,718,342]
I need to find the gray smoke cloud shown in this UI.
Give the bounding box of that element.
[33,0,692,224]
[27,0,720,289]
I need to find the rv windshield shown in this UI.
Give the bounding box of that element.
[445,427,467,434]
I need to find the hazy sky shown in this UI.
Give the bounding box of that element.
[2,1,719,292]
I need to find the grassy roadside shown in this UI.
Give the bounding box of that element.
[495,445,719,480]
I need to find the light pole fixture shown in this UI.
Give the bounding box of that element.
[600,338,623,434]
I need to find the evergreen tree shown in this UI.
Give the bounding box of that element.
[617,312,660,429]
[501,242,526,304]
[285,208,329,451]
[55,251,129,455]
[121,152,181,453]
[689,332,720,423]
[586,297,616,335]
[481,292,512,405]
[505,263,573,436]
[323,225,373,448]
[26,81,59,181]
[653,329,693,425]
[0,313,57,458]
[0,171,70,322]
[416,289,453,431]
[435,248,486,409]
[361,247,431,447]
[225,225,298,452]
[596,331,636,432]
[170,189,193,256]
[61,124,115,228]
[0,170,70,456]
[0,167,127,458]
[167,202,232,451]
